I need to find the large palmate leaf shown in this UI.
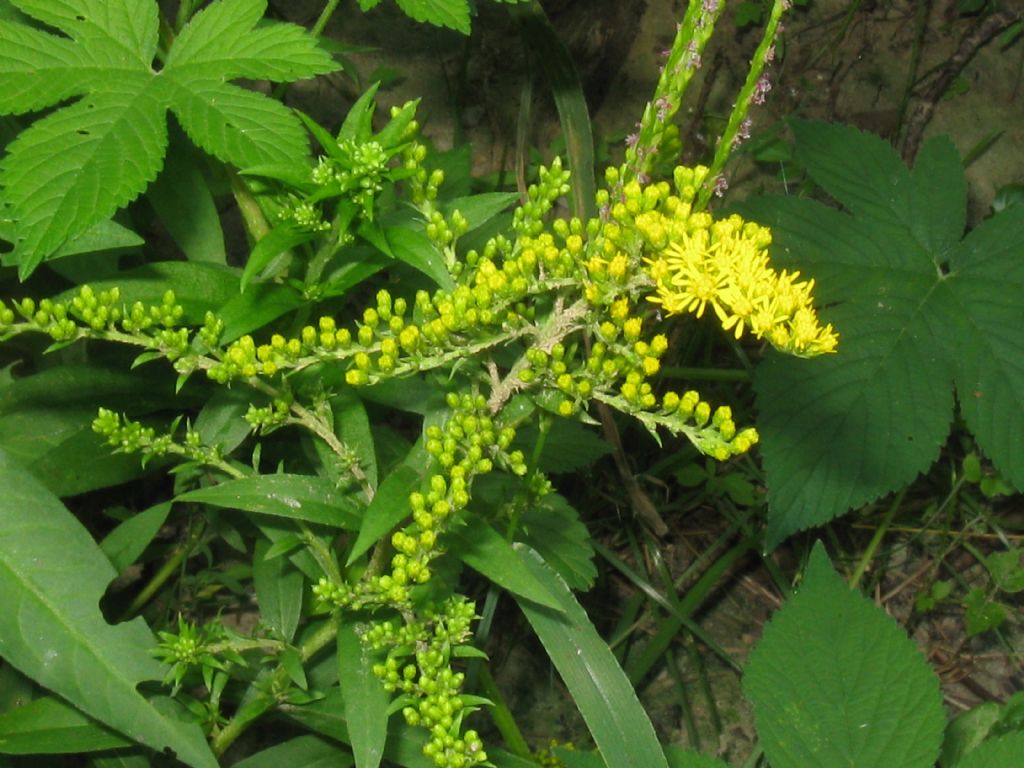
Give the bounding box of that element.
[0,449,217,768]
[0,0,336,277]
[744,543,945,768]
[737,120,1024,547]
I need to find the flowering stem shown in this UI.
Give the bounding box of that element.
[625,0,725,183]
[697,0,788,209]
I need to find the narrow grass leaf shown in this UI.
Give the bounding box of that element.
[513,545,669,768]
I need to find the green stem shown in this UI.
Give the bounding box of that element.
[229,168,272,245]
[212,615,341,757]
[121,516,205,621]
[478,664,532,759]
[311,0,343,39]
[697,0,787,210]
[849,488,906,590]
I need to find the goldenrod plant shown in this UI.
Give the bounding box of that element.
[0,1,1020,767]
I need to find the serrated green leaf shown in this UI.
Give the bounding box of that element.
[954,733,1024,768]
[448,518,561,609]
[0,0,337,273]
[513,545,669,768]
[165,78,310,168]
[394,0,470,33]
[164,0,335,82]
[338,623,389,768]
[948,207,1024,492]
[0,448,218,768]
[743,543,944,768]
[0,695,131,754]
[177,474,363,529]
[737,121,1023,547]
[3,83,168,277]
[253,539,304,641]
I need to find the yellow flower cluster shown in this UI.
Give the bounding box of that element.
[646,213,838,357]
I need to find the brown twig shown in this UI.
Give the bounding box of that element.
[900,10,1022,163]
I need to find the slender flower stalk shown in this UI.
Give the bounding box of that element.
[623,0,727,184]
[697,0,789,209]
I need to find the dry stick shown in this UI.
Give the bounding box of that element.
[900,10,1022,163]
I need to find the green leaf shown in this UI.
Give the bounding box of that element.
[55,261,239,324]
[955,733,1024,768]
[164,78,310,168]
[448,518,561,610]
[3,83,168,278]
[163,0,336,82]
[338,623,389,768]
[393,0,471,34]
[332,389,379,490]
[233,735,355,768]
[178,474,363,529]
[513,545,669,768]
[519,493,597,591]
[218,281,306,342]
[443,192,518,232]
[0,695,131,754]
[146,138,226,264]
[737,121,1024,547]
[380,225,456,289]
[0,0,337,274]
[0,364,175,496]
[514,3,595,221]
[0,448,217,768]
[100,501,173,572]
[743,542,945,768]
[253,540,304,642]
[347,450,428,565]
[942,702,1004,767]
[242,223,316,290]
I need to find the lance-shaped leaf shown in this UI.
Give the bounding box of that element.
[0,448,217,768]
[737,121,1024,547]
[0,0,336,277]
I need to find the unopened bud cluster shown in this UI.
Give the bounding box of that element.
[365,597,487,768]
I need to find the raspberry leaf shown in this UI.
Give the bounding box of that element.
[0,0,337,278]
[737,120,1024,548]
